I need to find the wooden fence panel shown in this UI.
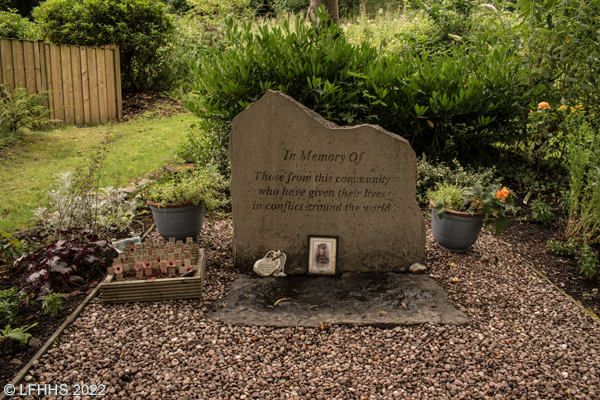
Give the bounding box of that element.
[12,40,26,90]
[50,44,64,122]
[71,46,84,126]
[87,48,100,124]
[1,39,15,88]
[23,41,37,94]
[80,47,91,124]
[0,39,121,125]
[96,48,108,123]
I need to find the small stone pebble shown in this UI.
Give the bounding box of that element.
[13,218,600,400]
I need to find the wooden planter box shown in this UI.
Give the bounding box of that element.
[100,250,206,303]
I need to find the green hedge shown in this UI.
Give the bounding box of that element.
[33,0,176,94]
[186,8,533,160]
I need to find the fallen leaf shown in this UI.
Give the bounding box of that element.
[401,303,407,309]
[427,120,434,128]
[450,277,460,283]
[397,295,404,299]
[449,262,455,267]
[274,297,291,307]
[251,337,258,341]
[374,355,380,361]
[379,310,387,315]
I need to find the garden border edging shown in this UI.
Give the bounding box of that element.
[0,275,111,400]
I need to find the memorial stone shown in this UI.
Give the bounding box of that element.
[230,90,426,274]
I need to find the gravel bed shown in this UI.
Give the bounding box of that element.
[11,222,600,400]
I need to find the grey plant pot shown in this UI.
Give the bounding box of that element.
[430,201,485,253]
[147,201,205,241]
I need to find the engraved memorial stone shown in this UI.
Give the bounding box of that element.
[230,90,426,274]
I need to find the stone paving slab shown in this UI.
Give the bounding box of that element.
[209,272,469,327]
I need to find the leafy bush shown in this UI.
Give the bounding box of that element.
[33,0,176,93]
[562,122,600,243]
[546,239,579,256]
[176,119,231,178]
[272,0,309,15]
[530,199,553,226]
[516,0,600,109]
[32,171,139,239]
[41,291,65,314]
[0,8,38,39]
[578,240,598,279]
[14,228,109,294]
[187,8,531,161]
[0,287,31,327]
[416,156,499,203]
[0,84,52,147]
[1,231,39,266]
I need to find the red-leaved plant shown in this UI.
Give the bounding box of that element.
[14,228,109,294]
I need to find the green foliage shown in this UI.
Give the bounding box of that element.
[0,0,42,18]
[41,291,65,315]
[0,287,31,327]
[578,239,598,279]
[138,166,228,210]
[563,122,600,243]
[187,7,531,160]
[0,323,37,344]
[416,156,500,203]
[32,170,140,239]
[0,8,38,39]
[33,0,176,93]
[0,231,38,266]
[546,238,579,256]
[160,0,193,15]
[428,185,463,212]
[530,199,553,226]
[272,0,309,15]
[516,0,600,109]
[0,84,51,148]
[176,119,231,178]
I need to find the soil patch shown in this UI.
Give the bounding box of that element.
[119,91,188,123]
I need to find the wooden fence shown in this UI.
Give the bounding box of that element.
[0,39,122,125]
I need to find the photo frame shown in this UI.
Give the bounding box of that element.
[307,236,338,276]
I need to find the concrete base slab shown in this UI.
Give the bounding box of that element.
[209,273,469,327]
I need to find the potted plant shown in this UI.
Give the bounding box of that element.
[429,184,515,252]
[139,166,227,241]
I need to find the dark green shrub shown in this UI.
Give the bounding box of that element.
[272,0,309,15]
[530,199,553,226]
[0,0,42,18]
[0,8,38,39]
[187,8,531,160]
[33,0,176,93]
[546,239,579,256]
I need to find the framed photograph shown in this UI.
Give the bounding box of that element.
[307,236,338,276]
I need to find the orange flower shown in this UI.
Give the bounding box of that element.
[495,187,510,201]
[538,102,550,110]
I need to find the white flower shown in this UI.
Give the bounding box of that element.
[481,4,498,13]
[379,8,383,15]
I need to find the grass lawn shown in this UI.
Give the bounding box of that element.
[0,113,195,233]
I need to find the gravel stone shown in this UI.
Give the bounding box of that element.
[12,220,600,399]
